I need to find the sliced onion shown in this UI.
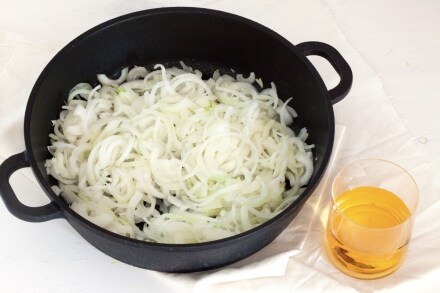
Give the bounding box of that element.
[46,63,314,244]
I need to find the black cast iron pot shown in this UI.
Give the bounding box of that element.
[0,7,352,272]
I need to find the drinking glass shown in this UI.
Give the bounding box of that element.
[325,159,419,279]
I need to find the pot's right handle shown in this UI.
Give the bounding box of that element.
[297,41,353,105]
[0,151,62,222]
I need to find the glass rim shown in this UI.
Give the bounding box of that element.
[331,158,419,230]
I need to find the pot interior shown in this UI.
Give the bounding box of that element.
[26,8,333,217]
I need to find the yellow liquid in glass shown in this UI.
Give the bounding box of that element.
[325,186,412,279]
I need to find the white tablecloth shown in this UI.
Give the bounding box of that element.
[1,0,439,292]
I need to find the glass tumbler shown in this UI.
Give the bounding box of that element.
[325,159,419,279]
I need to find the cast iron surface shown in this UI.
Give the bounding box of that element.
[0,7,352,272]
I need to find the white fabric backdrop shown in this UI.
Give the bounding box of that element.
[1,0,439,292]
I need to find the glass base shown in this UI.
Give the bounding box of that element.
[324,238,404,280]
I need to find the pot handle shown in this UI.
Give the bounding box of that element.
[297,41,353,104]
[0,152,62,222]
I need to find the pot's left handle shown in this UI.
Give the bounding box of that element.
[0,152,62,222]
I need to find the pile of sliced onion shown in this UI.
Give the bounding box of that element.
[45,63,314,244]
